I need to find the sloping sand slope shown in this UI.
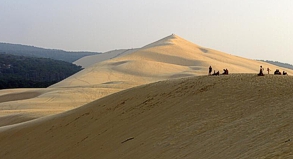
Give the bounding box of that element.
[74,49,138,68]
[1,34,293,127]
[1,74,293,159]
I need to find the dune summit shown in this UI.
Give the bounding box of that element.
[1,74,293,158]
[0,34,293,127]
[51,34,293,87]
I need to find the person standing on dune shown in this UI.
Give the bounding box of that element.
[267,67,271,74]
[258,66,264,76]
[209,66,212,75]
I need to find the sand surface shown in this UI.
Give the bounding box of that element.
[0,34,292,127]
[74,49,138,68]
[1,74,293,158]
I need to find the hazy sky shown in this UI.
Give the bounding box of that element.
[1,0,293,64]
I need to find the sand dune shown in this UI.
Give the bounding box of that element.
[52,34,293,88]
[1,74,293,158]
[73,49,138,68]
[1,34,293,127]
[0,89,45,103]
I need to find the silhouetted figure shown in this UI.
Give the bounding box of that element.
[222,69,229,75]
[258,66,264,76]
[212,70,220,76]
[283,71,288,75]
[222,69,226,74]
[209,66,212,75]
[267,67,271,74]
[274,69,281,75]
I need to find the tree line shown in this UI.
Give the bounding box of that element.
[0,53,83,89]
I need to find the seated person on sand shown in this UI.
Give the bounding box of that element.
[274,69,281,75]
[258,66,264,76]
[212,70,220,76]
[283,71,288,75]
[222,69,229,75]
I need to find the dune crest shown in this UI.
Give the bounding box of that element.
[1,74,293,158]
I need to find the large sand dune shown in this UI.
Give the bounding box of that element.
[0,34,292,127]
[1,74,293,158]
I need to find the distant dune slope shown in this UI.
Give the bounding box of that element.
[1,34,293,127]
[73,49,138,68]
[1,74,293,159]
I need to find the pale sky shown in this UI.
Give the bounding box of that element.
[1,0,293,64]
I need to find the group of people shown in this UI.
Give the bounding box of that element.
[273,69,287,75]
[208,66,229,76]
[208,65,288,76]
[258,66,288,76]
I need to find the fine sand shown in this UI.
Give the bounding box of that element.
[0,34,293,127]
[1,74,293,158]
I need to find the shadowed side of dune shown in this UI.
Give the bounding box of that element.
[1,74,293,159]
[0,91,43,103]
[0,114,37,127]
